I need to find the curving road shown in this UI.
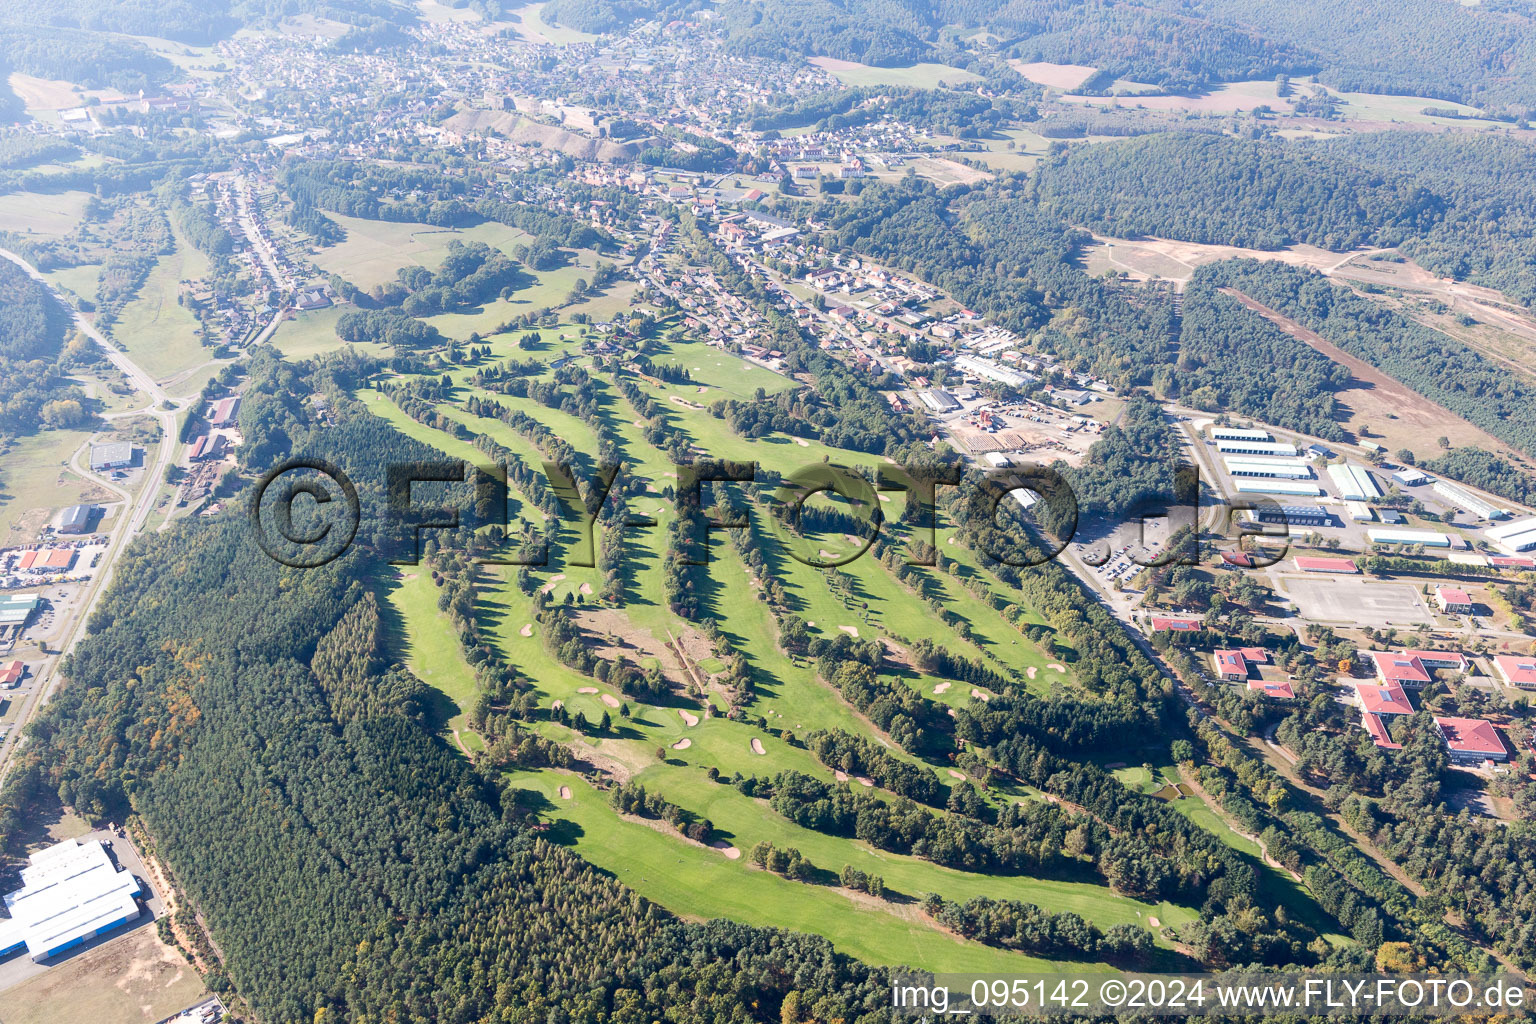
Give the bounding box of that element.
[0,248,180,778]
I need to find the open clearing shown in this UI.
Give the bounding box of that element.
[111,244,209,382]
[1279,576,1431,627]
[1062,80,1294,114]
[0,190,91,236]
[510,2,598,44]
[309,214,533,292]
[0,428,105,543]
[1009,61,1098,90]
[810,57,980,90]
[1223,289,1512,457]
[1080,234,1356,285]
[0,925,207,1024]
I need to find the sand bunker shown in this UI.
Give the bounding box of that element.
[932,681,951,694]
[855,777,873,788]
[711,840,741,859]
[559,786,572,800]
[970,688,991,702]
[751,737,766,755]
[1148,916,1160,928]
[579,582,593,595]
[835,770,849,782]
[838,625,859,637]
[672,738,692,750]
[946,707,957,719]
[519,623,534,636]
[679,709,699,727]
[1026,667,1037,679]
[948,769,965,780]
[539,572,567,594]
[577,686,598,694]
[601,694,621,708]
[1048,663,1066,673]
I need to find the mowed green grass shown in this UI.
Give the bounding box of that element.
[310,215,533,292]
[269,305,391,361]
[111,243,209,381]
[520,773,1169,974]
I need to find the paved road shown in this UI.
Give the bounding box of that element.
[0,248,180,780]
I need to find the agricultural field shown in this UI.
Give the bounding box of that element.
[511,2,600,45]
[0,190,91,237]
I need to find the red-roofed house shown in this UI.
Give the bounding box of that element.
[0,661,23,688]
[1362,713,1402,750]
[1294,556,1358,574]
[1493,655,1536,689]
[1213,650,1251,681]
[1151,616,1201,632]
[1434,717,1508,765]
[1248,679,1294,699]
[1355,680,1414,716]
[1435,587,1473,614]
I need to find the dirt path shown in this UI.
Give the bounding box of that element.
[1178,766,1303,883]
[1222,288,1511,456]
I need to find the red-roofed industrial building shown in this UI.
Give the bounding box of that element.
[1248,679,1294,699]
[1493,655,1536,689]
[1433,717,1508,765]
[1294,556,1358,573]
[1355,680,1414,716]
[1151,616,1202,632]
[0,661,23,688]
[207,396,240,428]
[1435,587,1473,614]
[16,548,74,574]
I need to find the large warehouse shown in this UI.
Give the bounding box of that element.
[1486,518,1536,556]
[1224,457,1314,479]
[1233,480,1323,497]
[1433,479,1507,520]
[1215,439,1299,458]
[0,838,142,963]
[1209,426,1272,442]
[1328,463,1381,501]
[1368,528,1452,548]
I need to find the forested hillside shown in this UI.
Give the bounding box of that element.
[1200,260,1536,460]
[1030,133,1441,252]
[0,259,85,433]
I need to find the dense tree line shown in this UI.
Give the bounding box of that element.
[1200,259,1536,459]
[1173,275,1351,438]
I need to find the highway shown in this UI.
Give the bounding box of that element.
[0,248,181,780]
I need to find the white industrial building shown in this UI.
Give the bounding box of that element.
[1233,480,1322,497]
[952,356,1032,390]
[917,389,960,413]
[1224,456,1314,479]
[1433,479,1508,520]
[1486,518,1536,556]
[1328,463,1381,501]
[1345,501,1375,522]
[1215,440,1299,458]
[1368,528,1452,549]
[1210,427,1272,442]
[0,839,142,963]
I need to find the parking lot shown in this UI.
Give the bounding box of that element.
[1276,575,1432,627]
